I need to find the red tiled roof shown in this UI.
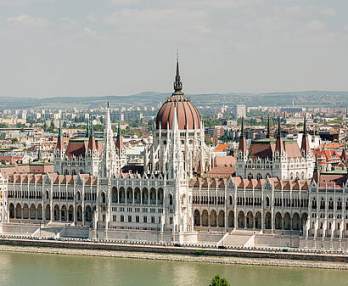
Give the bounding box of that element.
[214,143,229,153]
[250,141,302,159]
[317,174,347,189]
[208,166,235,178]
[214,156,236,167]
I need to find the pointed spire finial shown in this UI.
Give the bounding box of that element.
[173,54,183,93]
[86,117,90,137]
[266,115,270,138]
[241,116,244,137]
[303,113,307,135]
[90,117,94,137]
[277,116,281,138]
[56,119,63,151]
[58,119,62,137]
[107,101,110,109]
[238,117,247,154]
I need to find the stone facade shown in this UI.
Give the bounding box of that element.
[1,61,348,246]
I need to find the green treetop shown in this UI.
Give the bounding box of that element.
[209,275,230,286]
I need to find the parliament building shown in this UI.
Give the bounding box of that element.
[1,61,348,248]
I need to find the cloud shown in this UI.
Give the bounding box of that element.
[306,20,326,31]
[111,0,141,5]
[0,0,348,97]
[7,14,48,27]
[320,8,336,17]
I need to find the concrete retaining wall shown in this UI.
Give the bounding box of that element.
[254,234,300,248]
[0,238,348,263]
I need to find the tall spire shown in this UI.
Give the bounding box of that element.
[301,114,309,156]
[275,117,284,155]
[37,143,42,161]
[240,116,244,137]
[303,114,307,136]
[115,122,123,157]
[173,55,183,93]
[86,117,90,137]
[88,117,96,152]
[56,119,63,152]
[102,102,116,177]
[266,115,270,139]
[238,117,247,154]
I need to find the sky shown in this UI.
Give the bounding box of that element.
[0,0,348,98]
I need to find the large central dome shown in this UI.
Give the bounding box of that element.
[155,61,201,130]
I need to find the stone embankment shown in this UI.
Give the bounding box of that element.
[0,238,348,270]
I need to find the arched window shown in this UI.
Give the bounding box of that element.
[101,192,106,204]
[329,198,333,210]
[112,187,118,203]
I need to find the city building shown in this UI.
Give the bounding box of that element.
[1,62,348,249]
[236,117,315,180]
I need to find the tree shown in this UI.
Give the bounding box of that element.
[209,275,230,286]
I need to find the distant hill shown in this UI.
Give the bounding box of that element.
[1,91,348,109]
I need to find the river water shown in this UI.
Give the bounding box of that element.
[0,251,347,286]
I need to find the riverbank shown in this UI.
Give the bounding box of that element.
[0,239,348,270]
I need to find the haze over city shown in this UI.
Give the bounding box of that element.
[0,0,348,98]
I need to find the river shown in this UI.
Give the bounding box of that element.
[0,251,347,286]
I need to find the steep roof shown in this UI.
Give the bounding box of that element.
[249,140,302,159]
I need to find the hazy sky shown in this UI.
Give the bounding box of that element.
[0,0,348,98]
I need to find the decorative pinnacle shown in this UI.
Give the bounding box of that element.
[117,122,121,137]
[58,119,62,137]
[90,117,94,137]
[240,117,244,137]
[277,117,281,138]
[173,56,183,93]
[303,114,307,135]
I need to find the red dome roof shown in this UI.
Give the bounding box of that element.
[156,95,201,130]
[155,60,201,130]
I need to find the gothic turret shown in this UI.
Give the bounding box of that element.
[301,115,310,156]
[115,122,123,156]
[88,118,97,152]
[266,115,270,139]
[102,102,117,177]
[56,120,64,155]
[238,117,247,154]
[275,117,284,155]
[174,59,183,94]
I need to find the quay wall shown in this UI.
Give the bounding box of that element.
[0,238,348,263]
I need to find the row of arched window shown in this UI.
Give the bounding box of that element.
[110,187,168,206]
[311,197,348,211]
